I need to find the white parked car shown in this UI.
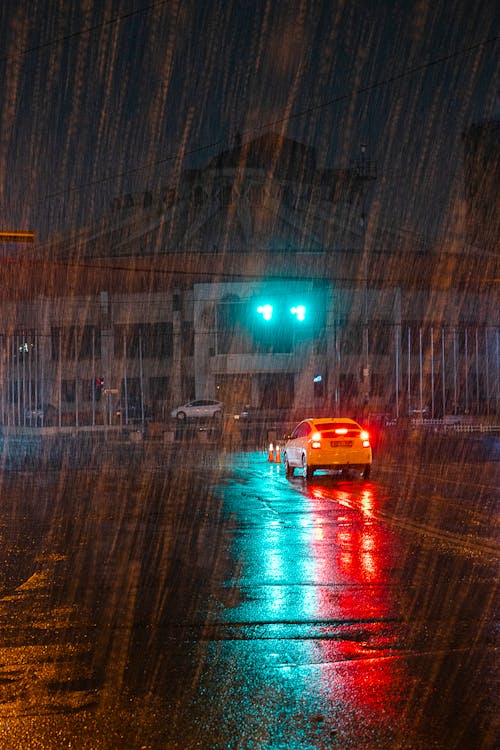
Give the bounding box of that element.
[171,399,224,421]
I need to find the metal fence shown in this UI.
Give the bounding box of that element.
[1,322,499,427]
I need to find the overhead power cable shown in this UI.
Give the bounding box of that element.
[0,4,496,198]
[0,1,169,63]
[44,34,499,199]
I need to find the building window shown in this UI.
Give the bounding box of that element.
[149,376,169,401]
[314,330,327,354]
[78,326,101,359]
[51,326,100,361]
[82,379,93,401]
[114,323,173,358]
[121,377,140,398]
[62,380,76,403]
[314,376,325,398]
[182,321,194,356]
[370,373,385,397]
[370,322,392,355]
[341,324,363,355]
[339,374,358,399]
[143,323,173,358]
[216,297,248,355]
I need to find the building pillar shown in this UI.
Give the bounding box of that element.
[171,309,183,406]
[194,290,215,399]
[294,341,315,409]
[99,292,113,423]
[37,298,53,418]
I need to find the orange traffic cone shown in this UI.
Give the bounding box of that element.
[275,444,281,463]
[267,442,275,462]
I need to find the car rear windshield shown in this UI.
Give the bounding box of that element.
[314,422,360,436]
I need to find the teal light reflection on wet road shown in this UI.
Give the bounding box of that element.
[202,451,408,748]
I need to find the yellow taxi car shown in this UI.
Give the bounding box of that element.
[283,417,372,480]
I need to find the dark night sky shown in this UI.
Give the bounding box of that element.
[0,0,498,242]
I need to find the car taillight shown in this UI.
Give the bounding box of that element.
[335,427,348,435]
[311,431,321,448]
[361,430,370,447]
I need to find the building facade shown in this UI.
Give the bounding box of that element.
[1,133,498,427]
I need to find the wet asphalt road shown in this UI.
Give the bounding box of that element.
[0,442,497,749]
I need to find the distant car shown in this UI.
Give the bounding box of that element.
[24,406,44,425]
[283,417,372,480]
[233,405,260,421]
[171,399,223,421]
[115,401,149,424]
[409,407,429,420]
[24,404,56,426]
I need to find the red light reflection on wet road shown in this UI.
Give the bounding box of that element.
[304,480,408,721]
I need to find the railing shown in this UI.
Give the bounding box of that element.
[411,419,500,434]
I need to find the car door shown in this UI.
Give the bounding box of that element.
[287,422,305,466]
[297,422,312,464]
[188,400,203,417]
[199,399,215,416]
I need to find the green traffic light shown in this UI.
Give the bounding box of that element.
[257,304,273,321]
[290,304,306,321]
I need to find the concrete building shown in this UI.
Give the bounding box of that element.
[1,133,498,427]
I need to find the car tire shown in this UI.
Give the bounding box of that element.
[176,412,186,421]
[284,453,293,478]
[302,454,313,480]
[362,464,371,480]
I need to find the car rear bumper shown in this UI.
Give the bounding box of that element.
[307,463,370,472]
[307,448,372,467]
